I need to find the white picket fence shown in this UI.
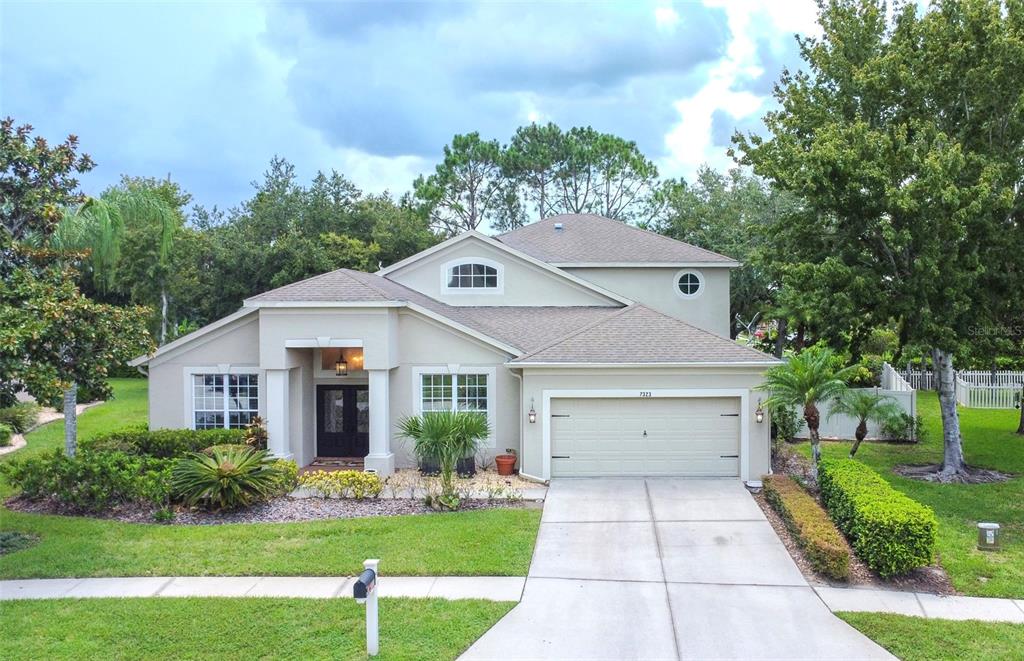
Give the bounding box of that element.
[955,380,1022,409]
[897,365,1022,409]
[882,362,914,392]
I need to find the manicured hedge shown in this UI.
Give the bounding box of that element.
[763,475,850,580]
[0,422,12,447]
[0,402,40,433]
[80,427,246,459]
[818,458,937,578]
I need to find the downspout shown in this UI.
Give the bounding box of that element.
[505,365,546,485]
[135,365,148,377]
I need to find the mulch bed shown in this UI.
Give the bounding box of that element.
[893,463,1014,484]
[4,495,531,526]
[765,444,956,595]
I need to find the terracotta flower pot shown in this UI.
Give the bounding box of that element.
[495,454,517,476]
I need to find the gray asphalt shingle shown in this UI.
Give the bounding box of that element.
[497,214,738,265]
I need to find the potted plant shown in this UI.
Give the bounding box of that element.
[399,410,490,510]
[495,448,517,476]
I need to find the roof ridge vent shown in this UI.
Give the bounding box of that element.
[553,222,564,231]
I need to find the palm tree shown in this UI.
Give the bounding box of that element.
[398,410,490,510]
[757,349,857,477]
[828,390,903,457]
[53,188,179,341]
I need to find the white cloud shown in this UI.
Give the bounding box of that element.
[660,0,820,179]
[654,5,681,32]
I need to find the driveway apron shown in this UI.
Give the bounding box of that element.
[462,478,892,660]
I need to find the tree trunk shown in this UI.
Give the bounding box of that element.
[934,348,965,477]
[1016,385,1024,435]
[795,323,806,351]
[849,419,868,457]
[804,402,821,478]
[160,287,169,344]
[64,384,78,457]
[774,318,787,358]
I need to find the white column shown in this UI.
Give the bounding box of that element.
[364,368,395,476]
[265,369,292,459]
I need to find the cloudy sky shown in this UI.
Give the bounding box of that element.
[1,0,820,212]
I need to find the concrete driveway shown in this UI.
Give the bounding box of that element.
[462,478,892,660]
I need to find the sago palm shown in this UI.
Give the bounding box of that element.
[171,445,282,511]
[828,390,903,457]
[757,349,857,475]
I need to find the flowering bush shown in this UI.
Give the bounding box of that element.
[298,470,383,499]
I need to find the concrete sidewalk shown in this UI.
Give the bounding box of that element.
[815,585,1024,623]
[0,576,525,602]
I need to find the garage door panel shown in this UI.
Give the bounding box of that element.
[551,397,740,478]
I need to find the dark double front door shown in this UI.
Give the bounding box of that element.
[316,385,369,457]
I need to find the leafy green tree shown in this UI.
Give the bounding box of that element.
[502,122,565,224]
[0,252,153,454]
[414,132,507,236]
[1,118,95,241]
[758,349,857,476]
[649,167,801,337]
[735,0,1024,479]
[828,390,903,457]
[52,183,182,342]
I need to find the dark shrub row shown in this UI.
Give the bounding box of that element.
[763,475,850,580]
[818,458,937,578]
[80,426,246,459]
[1,450,174,512]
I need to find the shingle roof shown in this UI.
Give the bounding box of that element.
[497,214,738,265]
[245,268,621,354]
[247,270,395,302]
[511,305,777,364]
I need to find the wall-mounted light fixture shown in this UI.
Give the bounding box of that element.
[528,398,537,424]
[755,399,764,424]
[335,358,348,376]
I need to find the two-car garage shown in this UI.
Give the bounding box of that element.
[549,396,742,478]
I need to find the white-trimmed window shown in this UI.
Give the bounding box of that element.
[441,258,504,294]
[412,367,496,445]
[191,373,259,429]
[674,269,705,299]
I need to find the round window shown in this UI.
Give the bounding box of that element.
[674,270,704,298]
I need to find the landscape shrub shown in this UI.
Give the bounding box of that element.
[0,402,40,433]
[298,470,383,499]
[0,449,174,511]
[171,445,283,511]
[879,413,923,443]
[763,475,850,580]
[0,422,12,447]
[82,427,246,458]
[270,458,299,496]
[818,458,937,578]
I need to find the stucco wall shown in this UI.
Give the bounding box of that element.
[517,367,771,481]
[389,312,519,467]
[146,313,263,430]
[386,236,620,307]
[564,266,731,336]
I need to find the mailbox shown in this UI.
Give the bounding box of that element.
[354,567,377,603]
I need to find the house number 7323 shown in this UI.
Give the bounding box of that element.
[639,391,653,398]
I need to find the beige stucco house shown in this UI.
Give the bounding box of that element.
[130,214,778,483]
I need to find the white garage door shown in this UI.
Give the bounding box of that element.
[550,397,741,477]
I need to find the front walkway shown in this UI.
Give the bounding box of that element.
[0,576,524,601]
[462,478,893,660]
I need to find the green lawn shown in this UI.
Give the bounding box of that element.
[1,378,148,466]
[838,612,1024,661]
[0,597,512,660]
[0,378,542,578]
[0,507,540,578]
[813,391,1024,598]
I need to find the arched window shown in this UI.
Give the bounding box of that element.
[443,258,503,293]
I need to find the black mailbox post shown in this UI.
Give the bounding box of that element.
[354,559,380,656]
[353,568,376,601]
